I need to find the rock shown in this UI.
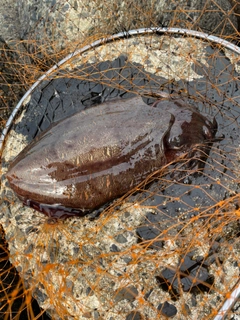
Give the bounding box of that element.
[0,0,237,53]
[157,301,177,318]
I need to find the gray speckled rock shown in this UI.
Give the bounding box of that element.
[15,0,238,52]
[0,0,19,42]
[0,0,238,57]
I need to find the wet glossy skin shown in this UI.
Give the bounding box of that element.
[6,95,217,218]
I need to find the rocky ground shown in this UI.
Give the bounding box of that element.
[0,1,240,320]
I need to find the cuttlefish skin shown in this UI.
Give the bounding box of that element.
[6,95,217,218]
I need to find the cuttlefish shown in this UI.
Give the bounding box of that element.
[6,94,217,218]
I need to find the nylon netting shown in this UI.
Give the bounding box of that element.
[0,1,240,320]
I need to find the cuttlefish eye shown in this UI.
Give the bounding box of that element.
[165,134,184,150]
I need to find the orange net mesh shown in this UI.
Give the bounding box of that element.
[0,1,240,320]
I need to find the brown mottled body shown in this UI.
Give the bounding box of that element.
[6,95,217,218]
